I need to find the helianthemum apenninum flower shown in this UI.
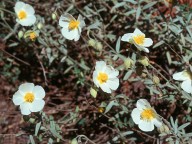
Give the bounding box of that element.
[173,70,192,94]
[121,28,153,53]
[93,61,119,93]
[59,13,85,41]
[131,99,162,132]
[13,83,45,115]
[14,1,36,26]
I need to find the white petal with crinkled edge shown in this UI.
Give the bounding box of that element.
[78,14,85,28]
[20,103,31,115]
[136,99,151,110]
[19,83,34,94]
[61,27,79,40]
[59,15,70,28]
[33,85,45,99]
[181,80,192,93]
[95,61,107,72]
[153,118,162,128]
[16,15,36,26]
[173,71,189,81]
[131,108,141,124]
[138,120,154,132]
[121,33,133,42]
[23,3,35,15]
[107,78,119,90]
[93,71,99,87]
[29,99,45,112]
[14,2,25,13]
[13,91,24,105]
[100,83,111,93]
[143,38,153,47]
[133,28,144,36]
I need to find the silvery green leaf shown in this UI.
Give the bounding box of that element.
[105,100,119,114]
[136,6,141,20]
[143,1,157,10]
[30,135,35,144]
[123,70,133,80]
[116,36,121,53]
[35,122,41,136]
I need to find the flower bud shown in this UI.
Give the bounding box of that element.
[18,30,24,39]
[88,39,96,47]
[95,42,103,51]
[52,12,57,20]
[37,23,43,29]
[71,138,78,144]
[153,75,160,84]
[138,56,149,67]
[124,58,134,69]
[158,124,170,134]
[90,87,97,98]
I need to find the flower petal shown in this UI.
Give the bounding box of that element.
[20,103,31,115]
[143,38,153,47]
[131,108,141,124]
[153,118,162,128]
[138,120,154,132]
[77,14,85,28]
[23,4,35,15]
[93,71,99,87]
[29,99,45,112]
[133,28,144,35]
[136,99,151,110]
[14,1,25,13]
[95,61,106,72]
[107,78,119,90]
[61,27,79,41]
[59,15,70,28]
[100,83,112,93]
[181,80,192,93]
[33,85,45,99]
[13,91,24,105]
[173,71,189,81]
[19,83,34,93]
[121,33,133,42]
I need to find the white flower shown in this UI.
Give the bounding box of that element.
[14,2,36,26]
[12,83,45,115]
[121,28,153,53]
[131,99,162,132]
[93,61,119,93]
[173,70,192,94]
[59,13,85,41]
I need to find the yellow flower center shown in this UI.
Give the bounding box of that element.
[29,32,37,41]
[141,108,156,121]
[18,10,27,20]
[97,72,108,84]
[133,35,145,45]
[24,92,35,103]
[182,70,192,80]
[68,20,80,30]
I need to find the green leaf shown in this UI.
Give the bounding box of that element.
[153,40,164,48]
[123,70,133,80]
[116,36,121,53]
[35,122,41,136]
[143,2,157,10]
[178,122,190,131]
[105,100,119,114]
[136,6,141,20]
[29,135,35,144]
